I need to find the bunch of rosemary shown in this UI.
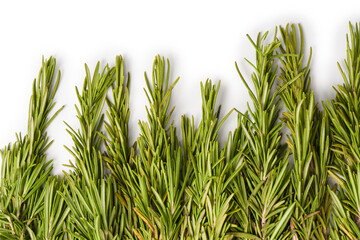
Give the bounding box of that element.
[3,22,360,240]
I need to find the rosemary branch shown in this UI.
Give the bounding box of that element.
[0,57,65,239]
[234,30,294,240]
[325,22,360,240]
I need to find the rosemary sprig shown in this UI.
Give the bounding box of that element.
[0,57,65,239]
[102,55,131,184]
[60,60,122,239]
[234,30,295,239]
[181,79,241,239]
[325,22,360,239]
[63,61,115,182]
[124,55,186,239]
[278,24,332,240]
[101,56,137,239]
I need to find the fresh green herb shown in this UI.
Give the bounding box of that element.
[119,55,186,239]
[234,30,294,239]
[60,59,122,239]
[325,22,360,240]
[3,22,360,240]
[278,24,332,240]
[101,56,136,239]
[181,79,240,239]
[0,57,65,239]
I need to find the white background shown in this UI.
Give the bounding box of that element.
[0,0,359,175]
